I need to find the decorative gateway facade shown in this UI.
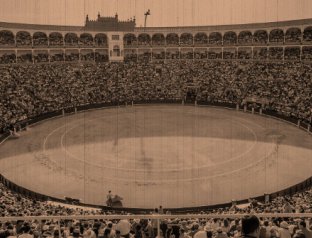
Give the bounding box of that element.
[0,13,312,63]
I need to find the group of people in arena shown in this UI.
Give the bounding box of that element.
[1,179,312,238]
[0,60,311,134]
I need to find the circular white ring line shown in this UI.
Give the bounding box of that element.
[37,107,276,183]
[57,111,258,172]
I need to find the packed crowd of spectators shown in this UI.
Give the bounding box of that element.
[285,48,301,60]
[302,47,312,60]
[33,53,49,63]
[222,49,236,59]
[268,48,284,60]
[1,176,312,238]
[0,60,311,134]
[0,53,16,64]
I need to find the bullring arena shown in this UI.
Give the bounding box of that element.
[1,3,312,236]
[0,105,312,209]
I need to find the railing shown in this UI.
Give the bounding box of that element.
[0,101,311,213]
[1,213,312,222]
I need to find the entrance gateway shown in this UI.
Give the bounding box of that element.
[108,33,124,61]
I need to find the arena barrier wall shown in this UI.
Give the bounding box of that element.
[0,101,311,213]
[1,213,312,222]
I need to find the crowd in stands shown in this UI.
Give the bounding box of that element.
[2,45,312,63]
[267,48,284,60]
[16,53,32,64]
[0,53,15,64]
[0,60,311,134]
[1,176,312,238]
[1,22,312,238]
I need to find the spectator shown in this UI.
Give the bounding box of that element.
[278,221,291,238]
[299,221,312,238]
[215,227,229,238]
[241,215,260,238]
[18,224,33,238]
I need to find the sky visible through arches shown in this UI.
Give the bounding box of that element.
[0,0,311,27]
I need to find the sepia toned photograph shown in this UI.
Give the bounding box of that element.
[0,0,311,237]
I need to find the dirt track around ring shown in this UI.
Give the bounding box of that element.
[0,105,311,208]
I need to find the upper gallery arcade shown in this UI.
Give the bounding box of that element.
[0,14,312,62]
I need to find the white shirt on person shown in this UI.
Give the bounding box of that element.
[116,220,131,236]
[18,234,33,238]
[278,228,291,238]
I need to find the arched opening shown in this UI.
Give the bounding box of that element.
[303,26,312,42]
[33,32,48,47]
[166,33,179,46]
[0,30,15,47]
[180,33,193,46]
[16,31,32,47]
[113,45,121,57]
[194,32,208,45]
[138,33,151,46]
[95,33,108,47]
[209,32,222,45]
[285,28,301,43]
[238,31,252,45]
[79,33,93,47]
[123,33,137,47]
[49,32,63,47]
[223,31,237,45]
[64,33,79,47]
[269,29,284,43]
[152,33,165,46]
[254,30,268,45]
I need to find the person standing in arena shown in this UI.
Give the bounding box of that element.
[106,190,113,207]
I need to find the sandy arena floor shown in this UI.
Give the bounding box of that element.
[0,105,311,209]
